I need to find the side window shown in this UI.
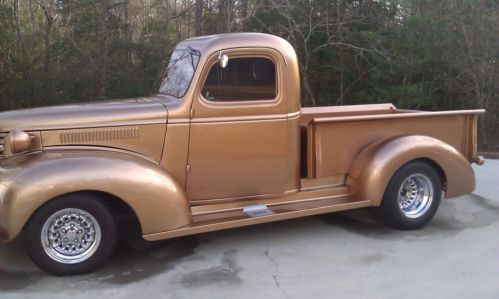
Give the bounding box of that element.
[202,57,276,101]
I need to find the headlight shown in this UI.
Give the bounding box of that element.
[8,129,35,154]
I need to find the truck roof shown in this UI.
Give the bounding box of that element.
[178,32,302,114]
[181,32,296,60]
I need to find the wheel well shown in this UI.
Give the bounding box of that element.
[28,190,143,237]
[85,191,135,216]
[406,158,447,191]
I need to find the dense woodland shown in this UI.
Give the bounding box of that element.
[0,0,498,150]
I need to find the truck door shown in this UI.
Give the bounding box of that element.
[186,48,299,202]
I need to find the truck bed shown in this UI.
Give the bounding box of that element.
[301,103,484,179]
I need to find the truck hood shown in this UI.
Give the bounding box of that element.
[0,96,168,132]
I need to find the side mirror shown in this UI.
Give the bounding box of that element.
[218,52,229,68]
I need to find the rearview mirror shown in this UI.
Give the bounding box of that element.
[218,52,228,68]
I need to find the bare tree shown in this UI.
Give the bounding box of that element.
[195,0,202,36]
[95,0,111,98]
[254,0,374,106]
[38,0,57,72]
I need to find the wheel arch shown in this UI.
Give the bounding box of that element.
[347,135,475,206]
[28,190,138,217]
[411,158,446,189]
[24,190,143,241]
[0,151,191,243]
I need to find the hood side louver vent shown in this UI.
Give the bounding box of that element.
[59,127,140,144]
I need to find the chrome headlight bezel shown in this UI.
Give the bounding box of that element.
[3,129,38,157]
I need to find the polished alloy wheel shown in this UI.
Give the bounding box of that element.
[41,208,102,264]
[397,173,434,218]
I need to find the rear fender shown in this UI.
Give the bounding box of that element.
[347,135,475,206]
[0,150,191,242]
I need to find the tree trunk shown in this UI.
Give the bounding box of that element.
[164,0,170,35]
[41,4,54,73]
[239,0,248,30]
[95,0,110,98]
[226,0,233,32]
[195,0,202,36]
[217,0,227,33]
[44,19,53,72]
[301,59,317,107]
[124,3,132,63]
[28,0,37,34]
[13,0,22,50]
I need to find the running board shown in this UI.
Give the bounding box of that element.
[143,188,371,241]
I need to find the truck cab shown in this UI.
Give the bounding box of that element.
[162,34,302,202]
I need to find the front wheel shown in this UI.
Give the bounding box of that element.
[24,193,117,275]
[375,161,442,230]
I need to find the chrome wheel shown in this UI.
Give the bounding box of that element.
[41,208,102,264]
[397,173,434,218]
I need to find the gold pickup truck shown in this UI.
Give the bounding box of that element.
[0,33,485,275]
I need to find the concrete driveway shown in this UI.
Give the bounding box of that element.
[1,160,498,299]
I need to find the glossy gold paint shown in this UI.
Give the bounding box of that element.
[185,45,300,201]
[0,96,168,132]
[0,150,190,242]
[145,197,370,241]
[0,33,485,245]
[41,124,166,162]
[306,109,483,178]
[347,135,476,205]
[160,123,191,189]
[187,118,295,200]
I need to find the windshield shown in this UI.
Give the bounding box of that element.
[159,47,201,98]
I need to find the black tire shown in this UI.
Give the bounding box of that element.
[375,161,442,230]
[24,193,117,275]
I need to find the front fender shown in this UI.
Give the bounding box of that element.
[348,135,475,206]
[0,150,191,242]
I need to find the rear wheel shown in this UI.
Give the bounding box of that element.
[25,193,117,275]
[376,161,442,230]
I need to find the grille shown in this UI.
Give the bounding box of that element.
[0,132,6,158]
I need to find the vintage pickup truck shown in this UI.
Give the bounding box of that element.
[0,33,485,275]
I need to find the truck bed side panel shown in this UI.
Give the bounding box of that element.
[308,112,481,178]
